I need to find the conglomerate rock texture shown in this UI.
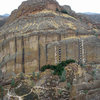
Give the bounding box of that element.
[0,0,100,80]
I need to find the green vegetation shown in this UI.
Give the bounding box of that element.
[56,8,68,14]
[56,8,59,12]
[58,89,62,95]
[61,9,68,14]
[20,72,24,80]
[95,34,98,38]
[83,90,88,94]
[67,82,71,90]
[80,63,86,68]
[32,72,35,79]
[11,78,15,87]
[41,59,75,76]
[92,70,96,80]
[37,72,40,79]
[60,70,66,82]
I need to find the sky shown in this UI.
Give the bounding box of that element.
[0,0,100,15]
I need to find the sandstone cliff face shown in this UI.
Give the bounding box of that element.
[0,0,100,78]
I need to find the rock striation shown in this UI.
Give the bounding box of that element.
[0,0,100,78]
[7,0,61,23]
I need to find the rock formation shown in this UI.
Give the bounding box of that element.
[0,15,8,27]
[0,0,100,79]
[7,0,61,23]
[0,0,100,100]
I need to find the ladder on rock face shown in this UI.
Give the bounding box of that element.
[55,44,61,64]
[78,39,85,64]
[58,45,61,63]
[55,46,57,64]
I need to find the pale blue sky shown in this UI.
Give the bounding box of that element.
[0,0,100,15]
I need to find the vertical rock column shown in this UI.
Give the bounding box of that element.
[45,44,48,65]
[39,35,47,69]
[38,35,40,71]
[78,39,81,64]
[21,36,25,73]
[66,43,68,60]
[14,37,17,72]
[81,40,85,64]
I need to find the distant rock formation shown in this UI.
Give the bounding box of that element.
[62,5,99,29]
[0,15,9,27]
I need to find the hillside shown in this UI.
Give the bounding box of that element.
[0,17,7,28]
[80,13,100,23]
[0,0,100,100]
[0,14,9,27]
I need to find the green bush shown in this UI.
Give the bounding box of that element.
[80,63,86,68]
[83,90,88,94]
[32,72,35,79]
[56,8,59,12]
[61,9,68,14]
[92,70,96,80]
[11,78,15,87]
[20,72,24,80]
[67,82,71,90]
[58,89,62,94]
[37,72,40,79]
[60,70,66,82]
[40,59,75,76]
[40,65,56,72]
[57,59,75,67]
[95,34,98,37]
[56,8,68,14]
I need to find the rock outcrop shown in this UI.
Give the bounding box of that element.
[0,0,100,79]
[71,64,100,100]
[7,0,61,23]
